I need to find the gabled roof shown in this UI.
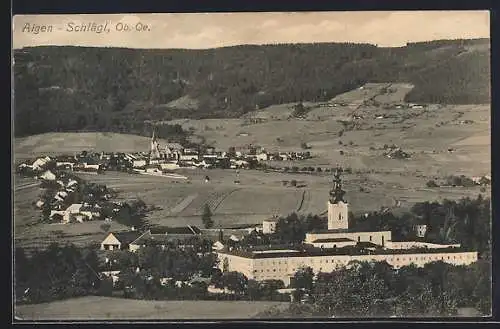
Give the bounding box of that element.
[356,241,380,248]
[112,231,143,244]
[131,232,193,246]
[149,225,201,235]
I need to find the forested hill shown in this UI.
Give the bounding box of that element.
[14,39,490,137]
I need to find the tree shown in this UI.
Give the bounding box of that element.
[426,180,439,188]
[222,271,248,295]
[293,102,307,117]
[202,204,214,229]
[100,223,111,233]
[292,266,314,293]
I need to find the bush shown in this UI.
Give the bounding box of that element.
[339,150,344,155]
[426,180,440,188]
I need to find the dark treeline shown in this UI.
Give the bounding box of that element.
[260,259,491,318]
[14,39,490,137]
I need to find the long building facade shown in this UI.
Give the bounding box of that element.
[217,249,478,286]
[216,167,478,287]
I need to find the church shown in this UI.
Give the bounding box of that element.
[304,167,392,248]
[216,168,478,286]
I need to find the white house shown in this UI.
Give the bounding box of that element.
[212,241,225,251]
[32,157,51,171]
[256,152,268,162]
[262,218,279,234]
[179,154,199,161]
[39,170,56,181]
[100,231,143,251]
[159,162,180,170]
[63,203,84,223]
[132,159,147,168]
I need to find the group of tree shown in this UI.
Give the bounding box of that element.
[281,260,491,318]
[14,39,489,137]
[272,213,326,245]
[15,244,102,304]
[350,195,490,256]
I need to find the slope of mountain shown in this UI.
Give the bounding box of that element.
[13,39,490,137]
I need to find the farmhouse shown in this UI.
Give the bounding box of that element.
[100,231,143,251]
[129,226,202,252]
[216,168,479,286]
[262,218,279,234]
[39,170,56,181]
[32,156,52,171]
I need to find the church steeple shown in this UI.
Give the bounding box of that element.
[329,166,346,204]
[327,165,349,231]
[150,127,160,159]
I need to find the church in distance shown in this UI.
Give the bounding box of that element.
[217,168,478,286]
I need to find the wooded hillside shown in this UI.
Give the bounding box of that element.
[13,39,490,137]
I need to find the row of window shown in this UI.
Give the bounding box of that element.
[251,254,474,271]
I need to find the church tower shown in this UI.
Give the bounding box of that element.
[327,167,349,230]
[150,128,161,159]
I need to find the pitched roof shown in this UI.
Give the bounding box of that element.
[66,203,83,212]
[312,238,354,243]
[149,225,201,235]
[131,232,193,246]
[113,231,143,244]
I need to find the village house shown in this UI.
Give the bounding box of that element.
[31,156,52,171]
[49,203,102,223]
[159,162,180,171]
[129,226,202,252]
[178,148,199,162]
[100,231,144,251]
[100,226,203,252]
[256,152,268,162]
[39,170,56,181]
[132,158,148,168]
[164,143,184,159]
[262,218,279,234]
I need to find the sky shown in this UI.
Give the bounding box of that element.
[12,11,490,49]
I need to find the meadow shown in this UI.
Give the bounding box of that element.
[15,296,289,320]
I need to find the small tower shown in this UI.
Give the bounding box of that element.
[327,166,349,230]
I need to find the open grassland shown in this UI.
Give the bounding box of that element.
[15,296,289,320]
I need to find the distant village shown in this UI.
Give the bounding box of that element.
[17,133,313,176]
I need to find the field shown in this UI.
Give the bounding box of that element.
[13,83,491,249]
[15,296,289,320]
[14,132,174,160]
[14,167,487,250]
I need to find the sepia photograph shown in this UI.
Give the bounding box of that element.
[12,11,491,321]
